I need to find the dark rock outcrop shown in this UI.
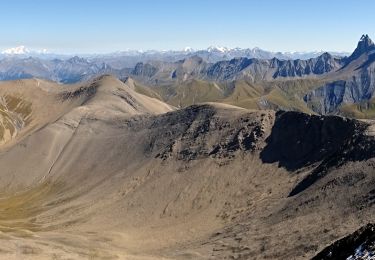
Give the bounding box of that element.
[260,111,364,171]
[313,223,375,260]
[272,52,343,78]
[132,62,158,78]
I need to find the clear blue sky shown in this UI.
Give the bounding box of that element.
[0,0,374,53]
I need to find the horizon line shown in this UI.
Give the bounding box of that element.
[0,45,353,56]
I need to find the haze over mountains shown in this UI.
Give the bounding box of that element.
[0,44,349,81]
[2,34,375,259]
[0,44,350,62]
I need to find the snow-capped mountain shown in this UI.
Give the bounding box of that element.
[1,46,30,55]
[206,46,232,53]
[0,45,349,68]
[183,47,194,52]
[1,46,49,56]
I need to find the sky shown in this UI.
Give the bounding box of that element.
[0,0,374,54]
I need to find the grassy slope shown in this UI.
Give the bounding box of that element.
[133,81,164,101]
[131,77,328,114]
[223,80,263,110]
[339,98,375,119]
[154,79,227,108]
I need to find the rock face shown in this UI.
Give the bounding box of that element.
[205,58,255,81]
[154,104,272,161]
[259,110,375,198]
[271,52,343,78]
[128,52,343,84]
[313,223,375,260]
[345,34,375,65]
[260,111,364,171]
[132,62,158,78]
[305,71,375,114]
[304,35,375,115]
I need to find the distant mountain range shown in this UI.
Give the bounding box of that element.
[1,35,375,119]
[126,52,344,84]
[88,47,349,68]
[0,44,351,83]
[0,45,349,66]
[122,34,375,118]
[0,56,113,83]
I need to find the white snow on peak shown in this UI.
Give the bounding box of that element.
[2,46,30,55]
[1,46,49,55]
[207,46,232,53]
[183,47,194,52]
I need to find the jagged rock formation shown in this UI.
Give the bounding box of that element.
[0,46,346,84]
[117,35,375,118]
[305,35,375,115]
[345,34,375,65]
[127,52,343,84]
[272,52,343,77]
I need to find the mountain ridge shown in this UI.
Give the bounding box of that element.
[1,35,375,119]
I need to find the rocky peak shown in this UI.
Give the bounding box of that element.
[319,52,333,59]
[132,62,157,78]
[356,34,375,53]
[67,56,88,64]
[360,34,374,46]
[346,34,375,63]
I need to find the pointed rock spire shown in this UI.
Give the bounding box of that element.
[347,34,375,63]
[358,34,375,51]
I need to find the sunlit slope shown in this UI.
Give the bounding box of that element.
[131,77,322,113]
[0,79,80,146]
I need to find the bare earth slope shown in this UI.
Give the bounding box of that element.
[0,76,375,259]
